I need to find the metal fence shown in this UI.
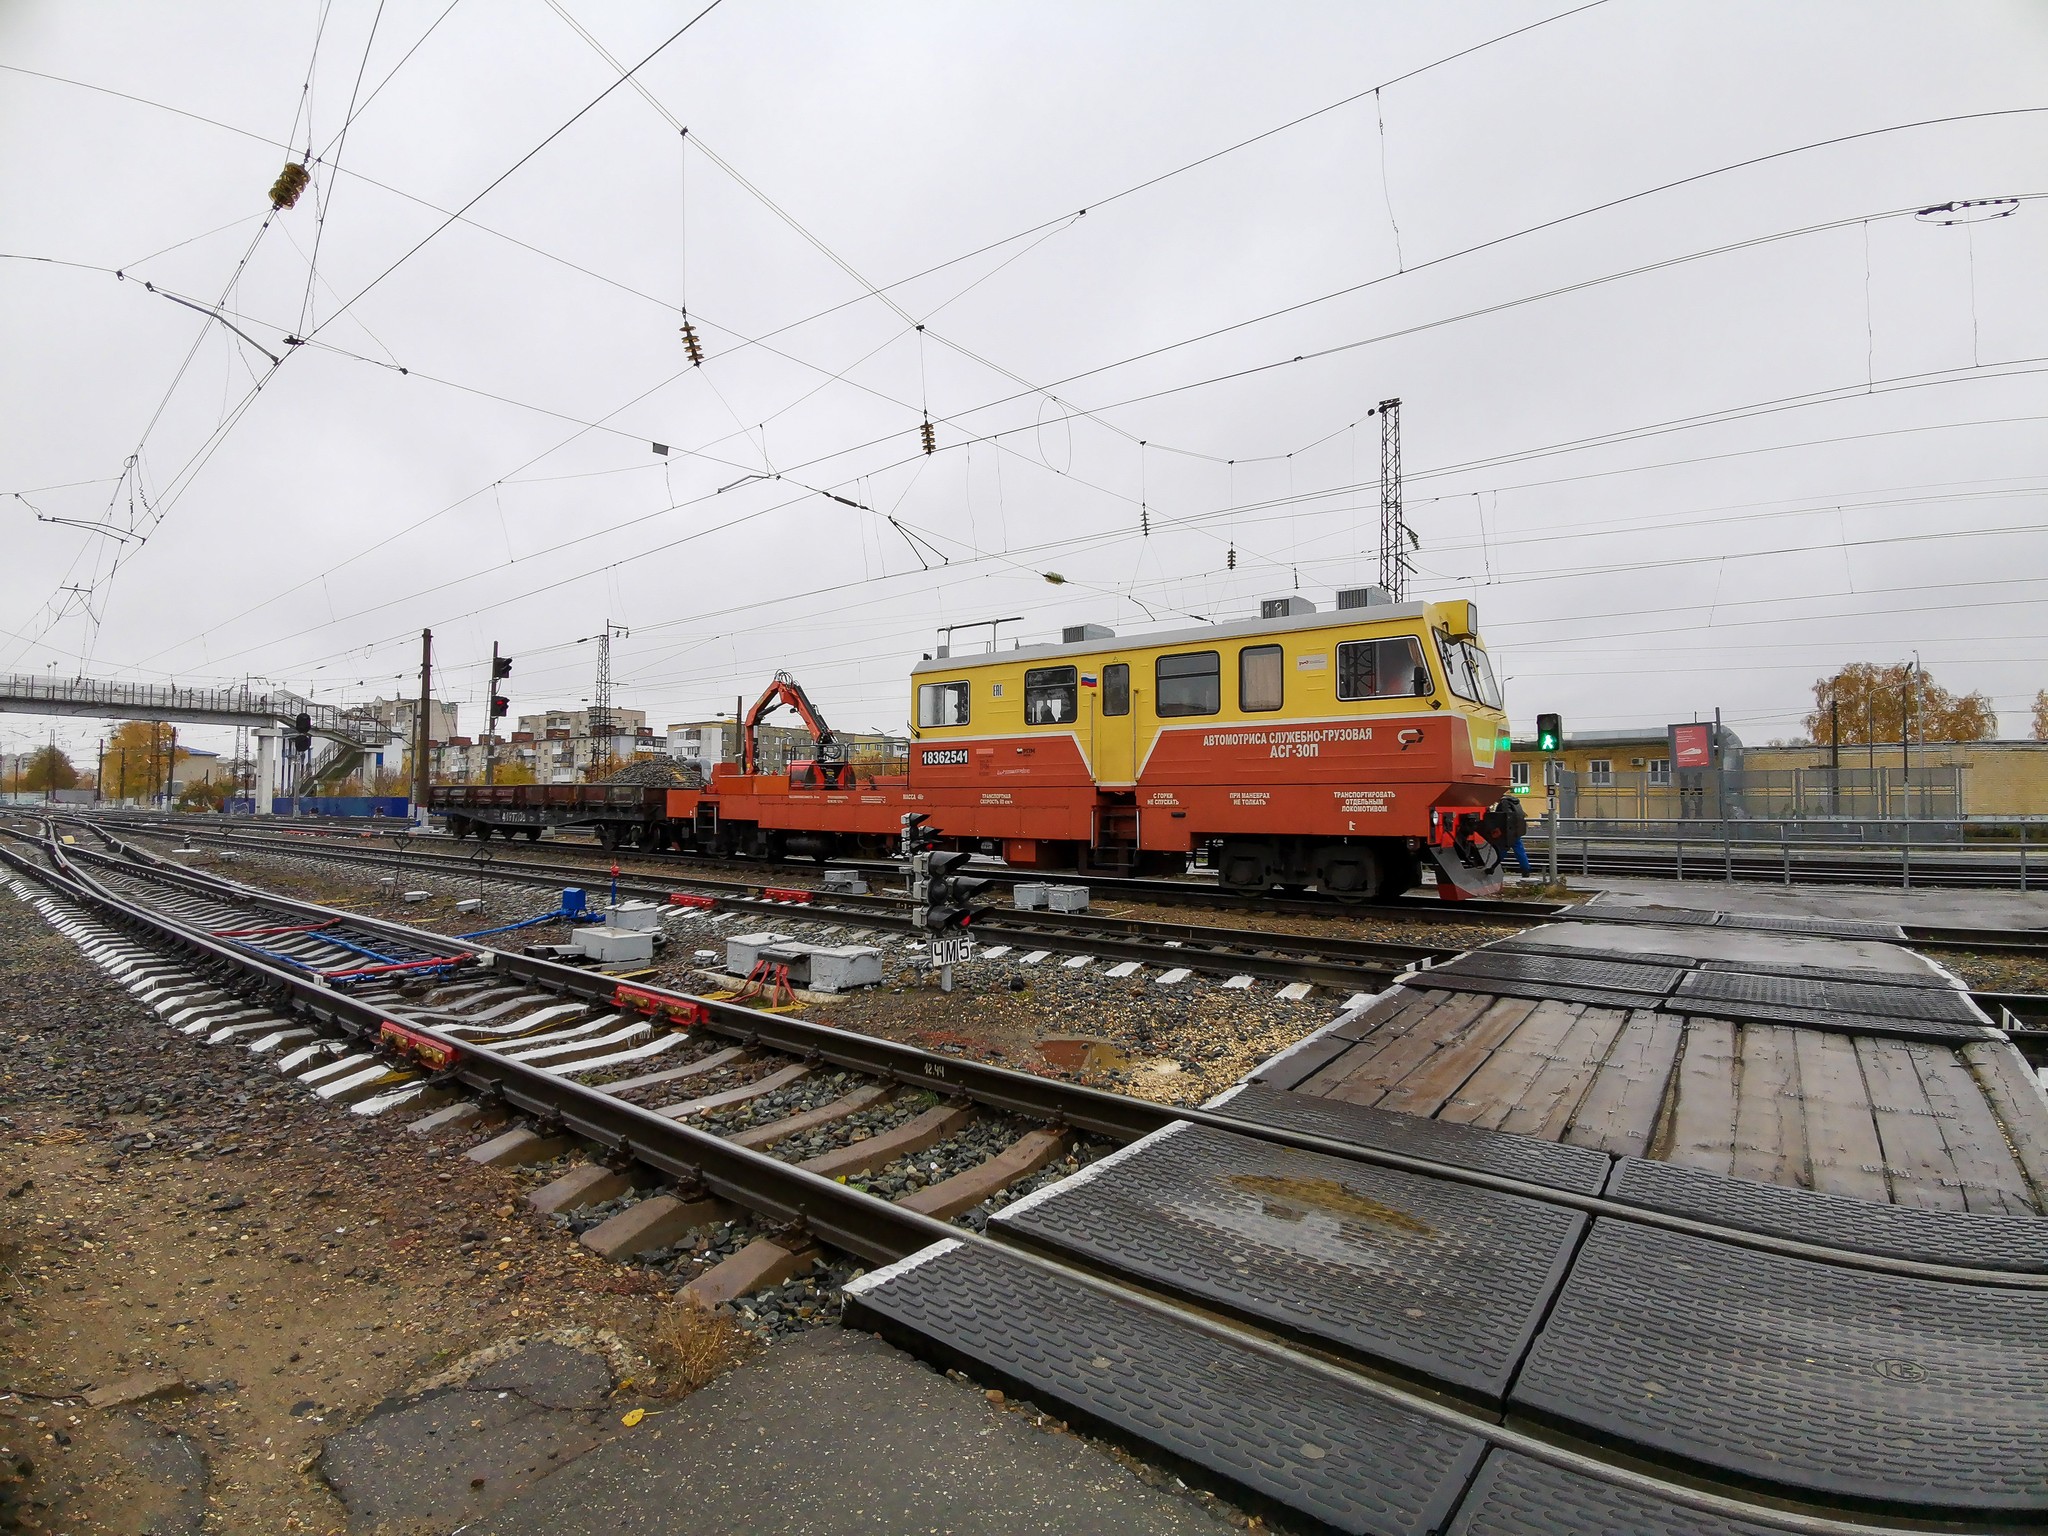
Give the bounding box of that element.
[1532,814,2048,890]
[1554,765,1967,824]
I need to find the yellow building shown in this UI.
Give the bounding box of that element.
[1506,729,2048,821]
[1505,727,1736,821]
[1745,740,2048,820]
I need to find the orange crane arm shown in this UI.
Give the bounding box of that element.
[741,670,838,775]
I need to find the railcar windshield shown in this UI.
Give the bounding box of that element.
[1436,633,1502,708]
[1336,636,1428,700]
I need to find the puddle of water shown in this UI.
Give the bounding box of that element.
[1037,1035,1131,1073]
[1226,1174,1433,1235]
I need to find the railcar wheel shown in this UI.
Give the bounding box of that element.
[523,826,541,841]
[1215,839,1274,894]
[1316,847,1382,903]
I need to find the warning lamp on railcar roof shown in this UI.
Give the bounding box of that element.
[1536,713,1563,753]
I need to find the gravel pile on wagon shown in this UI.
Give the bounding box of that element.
[597,758,705,788]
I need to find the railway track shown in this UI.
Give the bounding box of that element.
[87,817,1454,994]
[6,814,2048,1532]
[67,813,2048,1030]
[88,809,1556,925]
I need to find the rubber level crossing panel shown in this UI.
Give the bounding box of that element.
[844,1237,1485,1536]
[1509,1217,2048,1518]
[1208,1082,1611,1196]
[1446,1451,1793,1536]
[990,1120,1584,1404]
[1606,1156,2048,1272]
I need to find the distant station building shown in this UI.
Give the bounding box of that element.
[1507,725,2047,822]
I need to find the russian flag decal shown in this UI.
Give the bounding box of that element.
[1080,673,1098,687]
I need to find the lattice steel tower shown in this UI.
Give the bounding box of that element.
[588,620,629,776]
[1377,397,1411,601]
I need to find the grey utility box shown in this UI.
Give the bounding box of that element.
[725,931,795,974]
[574,926,655,965]
[806,945,884,992]
[1045,884,1090,913]
[607,900,661,931]
[820,869,868,895]
[1012,883,1048,910]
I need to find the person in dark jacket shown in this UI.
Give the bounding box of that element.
[1490,790,1531,875]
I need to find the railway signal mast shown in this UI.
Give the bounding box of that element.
[901,813,991,991]
[487,646,512,785]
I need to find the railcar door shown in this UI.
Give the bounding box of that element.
[1088,660,1137,787]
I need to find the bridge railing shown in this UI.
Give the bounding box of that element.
[0,674,397,745]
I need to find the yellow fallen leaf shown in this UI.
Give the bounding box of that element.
[621,1408,645,1428]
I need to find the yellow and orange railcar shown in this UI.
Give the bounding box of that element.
[669,595,1509,899]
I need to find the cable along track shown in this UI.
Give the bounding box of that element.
[6,819,2047,1535]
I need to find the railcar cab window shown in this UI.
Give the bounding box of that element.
[1102,663,1130,717]
[1156,651,1220,716]
[1335,636,1429,701]
[917,680,970,727]
[1024,665,1078,725]
[1435,632,1502,708]
[1239,645,1283,712]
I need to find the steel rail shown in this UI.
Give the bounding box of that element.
[95,820,1447,984]
[96,816,2048,1035]
[0,826,1984,1536]
[68,824,2048,1293]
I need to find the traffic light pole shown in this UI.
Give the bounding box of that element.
[412,628,433,827]
[487,642,499,787]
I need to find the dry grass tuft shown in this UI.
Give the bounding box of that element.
[648,1300,755,1397]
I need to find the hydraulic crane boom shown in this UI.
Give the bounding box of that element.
[741,670,847,784]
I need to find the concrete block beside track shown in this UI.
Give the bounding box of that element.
[796,1103,975,1180]
[679,1235,818,1309]
[466,1127,571,1168]
[527,1163,637,1214]
[407,1100,506,1136]
[897,1128,1070,1220]
[579,1193,736,1260]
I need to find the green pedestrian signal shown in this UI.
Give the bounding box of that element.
[1536,713,1562,753]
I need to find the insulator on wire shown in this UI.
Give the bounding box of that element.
[1140,506,1150,537]
[1226,546,1236,570]
[919,418,936,455]
[269,162,310,210]
[680,317,704,365]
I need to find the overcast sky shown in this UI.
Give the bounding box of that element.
[4,0,2045,767]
